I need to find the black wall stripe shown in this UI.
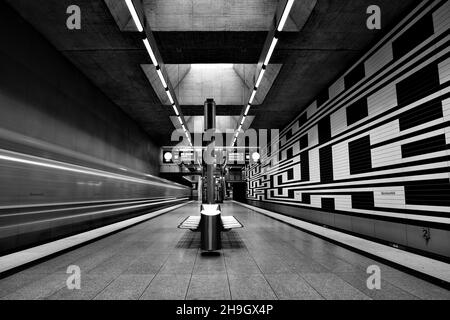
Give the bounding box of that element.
[401,134,447,158]
[300,134,308,149]
[287,168,294,180]
[319,145,333,183]
[396,62,440,107]
[321,197,335,210]
[298,113,308,126]
[286,147,293,159]
[349,135,372,175]
[318,115,331,144]
[344,63,365,89]
[399,99,443,131]
[352,192,375,209]
[316,89,329,108]
[392,13,434,60]
[302,193,311,204]
[405,180,450,207]
[300,151,310,181]
[346,97,368,126]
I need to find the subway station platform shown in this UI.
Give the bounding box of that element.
[1,202,448,300]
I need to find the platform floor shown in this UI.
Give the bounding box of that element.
[0,202,449,300]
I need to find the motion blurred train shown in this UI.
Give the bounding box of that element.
[0,140,191,255]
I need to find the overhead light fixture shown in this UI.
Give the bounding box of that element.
[238,124,242,132]
[264,37,278,66]
[251,152,261,162]
[143,38,158,66]
[244,105,250,115]
[163,151,173,162]
[172,104,179,116]
[249,89,257,104]
[240,117,245,125]
[177,116,183,125]
[255,68,265,88]
[166,91,174,104]
[277,0,295,32]
[125,0,143,32]
[156,69,167,88]
[182,124,186,131]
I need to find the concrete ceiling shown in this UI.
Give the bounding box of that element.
[5,0,419,145]
[142,63,281,106]
[109,0,300,32]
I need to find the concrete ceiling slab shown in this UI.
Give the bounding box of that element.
[5,0,419,146]
[142,63,281,106]
[153,31,269,64]
[141,0,299,32]
[105,0,299,32]
[175,64,248,105]
[170,115,255,133]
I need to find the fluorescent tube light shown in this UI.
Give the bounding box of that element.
[125,0,143,32]
[166,91,174,104]
[244,105,250,115]
[143,38,158,66]
[277,0,295,32]
[156,69,167,88]
[255,69,265,88]
[249,89,257,104]
[177,116,183,125]
[240,117,245,125]
[172,105,179,116]
[264,37,278,65]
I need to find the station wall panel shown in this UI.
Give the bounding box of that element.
[244,0,450,260]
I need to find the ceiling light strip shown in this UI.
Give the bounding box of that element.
[126,2,192,147]
[233,1,294,146]
[264,37,278,66]
[125,0,143,32]
[277,0,295,32]
[172,104,179,116]
[142,38,158,66]
[156,68,168,88]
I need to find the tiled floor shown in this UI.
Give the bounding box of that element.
[0,202,449,300]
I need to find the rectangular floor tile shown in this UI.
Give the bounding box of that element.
[186,274,231,300]
[140,274,191,300]
[265,273,323,300]
[228,274,277,300]
[1,273,68,300]
[94,274,154,300]
[47,274,115,300]
[300,273,371,300]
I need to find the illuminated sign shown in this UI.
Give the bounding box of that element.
[228,152,244,163]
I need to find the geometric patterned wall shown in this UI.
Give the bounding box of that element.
[245,0,450,259]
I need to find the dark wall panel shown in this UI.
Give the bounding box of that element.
[349,136,372,175]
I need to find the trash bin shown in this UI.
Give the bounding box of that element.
[200,204,221,251]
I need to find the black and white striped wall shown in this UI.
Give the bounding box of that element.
[244,0,450,260]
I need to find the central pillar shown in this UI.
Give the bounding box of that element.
[201,98,221,251]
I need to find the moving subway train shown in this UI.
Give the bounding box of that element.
[0,129,191,255]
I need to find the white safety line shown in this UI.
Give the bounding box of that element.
[0,201,193,274]
[232,200,450,284]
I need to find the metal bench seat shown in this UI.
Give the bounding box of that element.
[178,215,243,231]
